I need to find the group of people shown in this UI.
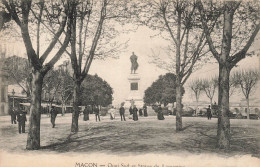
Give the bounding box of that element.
[80,103,149,122]
[119,103,149,121]
[10,107,27,134]
[10,103,213,133]
[10,105,58,133]
[82,105,100,122]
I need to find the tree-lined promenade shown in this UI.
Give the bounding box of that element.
[0,0,259,152]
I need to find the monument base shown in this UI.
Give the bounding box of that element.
[125,73,144,108]
[124,99,144,109]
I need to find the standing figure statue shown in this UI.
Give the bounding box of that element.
[130,52,139,74]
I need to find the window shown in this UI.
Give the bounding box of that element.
[1,86,5,102]
[131,82,138,90]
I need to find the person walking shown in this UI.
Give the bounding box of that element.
[132,105,138,121]
[207,105,212,120]
[129,106,133,115]
[157,105,165,120]
[119,102,126,121]
[50,106,58,128]
[129,105,134,119]
[139,108,143,116]
[108,106,116,120]
[83,105,90,121]
[17,109,27,133]
[143,104,148,117]
[94,105,100,122]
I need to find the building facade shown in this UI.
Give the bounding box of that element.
[0,44,9,115]
[0,64,9,115]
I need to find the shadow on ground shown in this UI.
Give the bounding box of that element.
[0,116,259,157]
[39,118,260,157]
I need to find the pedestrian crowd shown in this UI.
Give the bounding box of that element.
[10,101,214,134]
[81,102,149,122]
[10,106,27,134]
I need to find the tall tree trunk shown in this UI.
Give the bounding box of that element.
[246,98,250,119]
[175,10,182,132]
[71,81,81,132]
[217,64,230,149]
[210,98,213,106]
[196,97,199,116]
[26,70,43,150]
[217,8,234,149]
[176,84,182,131]
[61,102,65,116]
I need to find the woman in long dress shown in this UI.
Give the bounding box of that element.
[83,105,90,121]
[143,104,148,117]
[108,106,116,120]
[157,105,165,120]
[132,105,138,121]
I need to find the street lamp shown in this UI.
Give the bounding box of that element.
[12,89,15,111]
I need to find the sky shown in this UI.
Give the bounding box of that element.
[1,24,259,107]
[85,26,260,106]
[87,26,167,105]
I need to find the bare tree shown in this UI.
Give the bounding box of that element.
[201,76,218,105]
[42,69,63,115]
[56,62,73,116]
[197,0,260,149]
[36,0,132,132]
[1,54,32,97]
[63,0,132,132]
[233,69,259,119]
[139,0,211,131]
[1,0,75,150]
[229,72,239,98]
[188,79,204,115]
[42,63,73,116]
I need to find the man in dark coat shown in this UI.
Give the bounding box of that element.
[10,109,17,124]
[83,105,90,121]
[94,105,100,122]
[128,105,133,119]
[139,108,143,116]
[143,104,148,117]
[17,109,27,133]
[157,105,165,120]
[129,106,133,115]
[119,102,126,121]
[132,105,138,121]
[50,106,58,128]
[207,105,212,120]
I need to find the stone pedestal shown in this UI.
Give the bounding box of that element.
[125,73,144,108]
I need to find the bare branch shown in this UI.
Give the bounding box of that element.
[161,1,177,44]
[39,8,68,64]
[229,23,260,68]
[197,0,220,61]
[2,0,22,26]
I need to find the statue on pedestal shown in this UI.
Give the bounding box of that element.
[130,52,138,74]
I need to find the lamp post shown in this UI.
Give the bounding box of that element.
[12,89,15,111]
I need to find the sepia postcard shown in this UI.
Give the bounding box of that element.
[0,0,260,167]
